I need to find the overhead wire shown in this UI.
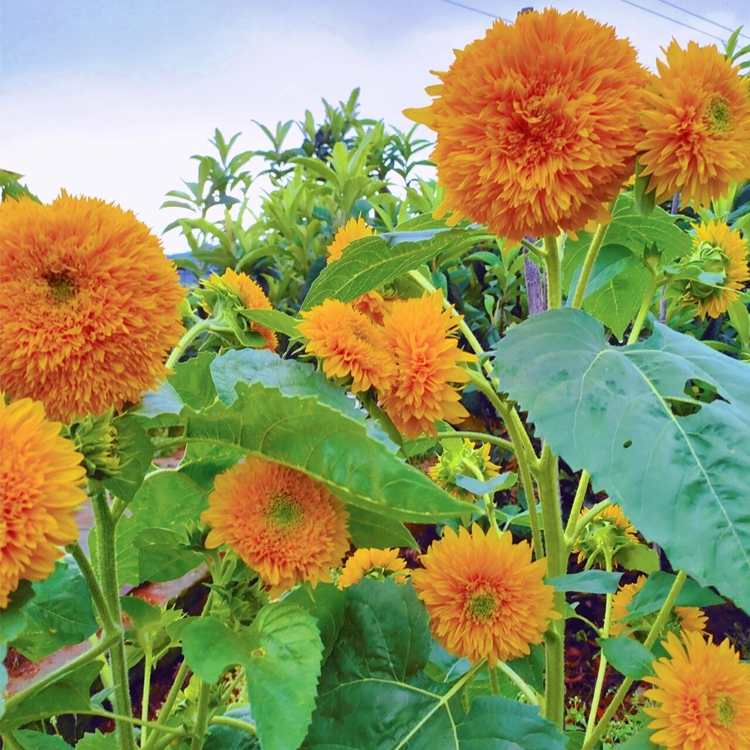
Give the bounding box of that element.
[435,0,512,24]
[612,0,726,42]
[650,0,749,41]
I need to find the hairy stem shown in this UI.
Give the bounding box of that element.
[141,647,153,746]
[627,275,662,345]
[544,236,562,309]
[209,716,257,735]
[165,318,212,369]
[141,661,191,750]
[495,661,540,705]
[68,542,116,631]
[570,215,612,310]
[563,471,590,541]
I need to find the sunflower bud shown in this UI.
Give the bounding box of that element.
[572,504,639,569]
[69,408,120,481]
[428,438,500,501]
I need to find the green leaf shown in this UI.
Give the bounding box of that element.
[137,529,203,584]
[617,544,661,575]
[13,730,73,748]
[1,662,100,730]
[182,603,322,750]
[454,471,517,497]
[728,298,750,346]
[168,351,218,409]
[120,596,162,630]
[493,308,750,614]
[241,309,300,339]
[347,506,419,550]
[563,194,692,339]
[549,571,623,594]
[209,348,396,450]
[618,728,658,749]
[103,415,154,501]
[285,584,345,662]
[184,383,474,522]
[623,572,724,622]
[301,228,488,311]
[75,730,119,749]
[598,636,656,679]
[205,706,259,750]
[12,557,98,662]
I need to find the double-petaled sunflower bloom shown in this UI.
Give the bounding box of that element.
[412,524,559,665]
[0,193,185,423]
[405,9,648,240]
[610,575,707,638]
[644,631,750,750]
[1,397,86,607]
[381,291,475,438]
[201,457,350,595]
[638,41,750,208]
[338,547,408,589]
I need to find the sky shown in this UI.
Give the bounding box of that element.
[2,0,749,254]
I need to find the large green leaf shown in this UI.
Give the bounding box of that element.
[301,228,488,311]
[563,193,692,339]
[103,415,154,501]
[13,730,73,748]
[599,636,656,679]
[183,383,473,522]
[347,506,418,550]
[303,579,565,750]
[285,584,345,663]
[181,603,322,750]
[12,557,98,661]
[493,308,750,613]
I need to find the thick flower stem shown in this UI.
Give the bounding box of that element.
[90,484,137,750]
[536,444,567,729]
[544,236,562,309]
[581,570,687,750]
[627,275,662,345]
[570,215,612,310]
[68,542,116,632]
[563,471,590,541]
[141,661,191,750]
[165,318,212,369]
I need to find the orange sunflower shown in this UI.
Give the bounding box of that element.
[381,291,475,438]
[0,193,185,423]
[214,268,277,351]
[644,631,750,750]
[1,397,86,608]
[201,457,350,595]
[638,41,750,208]
[338,548,408,589]
[298,300,395,393]
[610,575,707,638]
[679,221,749,319]
[404,9,648,241]
[411,524,560,665]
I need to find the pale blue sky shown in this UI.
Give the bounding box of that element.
[2,0,748,253]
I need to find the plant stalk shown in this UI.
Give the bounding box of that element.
[563,471,590,541]
[544,236,562,309]
[436,430,515,454]
[165,318,212,369]
[141,660,191,750]
[570,216,612,310]
[627,275,662,345]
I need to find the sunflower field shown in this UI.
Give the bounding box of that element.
[3,8,750,750]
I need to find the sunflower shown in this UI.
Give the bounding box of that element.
[381,291,475,438]
[201,457,350,595]
[404,9,648,241]
[638,41,750,208]
[1,397,86,608]
[428,439,501,500]
[298,300,395,393]
[678,221,749,319]
[610,575,707,638]
[411,524,559,665]
[0,193,185,423]
[337,548,408,589]
[215,268,277,351]
[572,503,639,569]
[644,631,750,750]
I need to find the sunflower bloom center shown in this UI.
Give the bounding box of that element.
[465,590,499,621]
[266,493,304,531]
[716,695,737,728]
[706,96,732,134]
[43,271,77,303]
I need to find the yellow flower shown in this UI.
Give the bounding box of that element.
[201,457,350,595]
[405,9,648,241]
[0,397,86,607]
[644,631,750,750]
[338,548,408,589]
[638,41,750,208]
[381,291,475,438]
[0,193,185,423]
[610,575,707,637]
[298,300,396,393]
[572,503,638,569]
[679,221,749,319]
[428,439,500,500]
[411,524,560,665]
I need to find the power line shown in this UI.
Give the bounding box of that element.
[650,0,749,41]
[435,0,512,24]
[614,0,726,42]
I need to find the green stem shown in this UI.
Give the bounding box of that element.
[581,571,687,750]
[495,661,540,705]
[165,318,212,369]
[563,471,590,541]
[536,444,566,728]
[190,682,211,750]
[436,430,514,454]
[3,632,121,718]
[627,275,662,345]
[570,221,610,310]
[141,647,153,746]
[68,542,116,631]
[520,238,547,259]
[488,664,500,696]
[544,236,562,309]
[90,484,137,750]
[567,499,613,551]
[209,716,257,736]
[141,661,191,750]
[585,553,614,739]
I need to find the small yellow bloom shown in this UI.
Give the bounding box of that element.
[338,548,408,589]
[428,439,500,500]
